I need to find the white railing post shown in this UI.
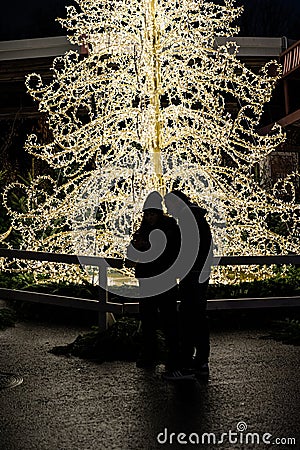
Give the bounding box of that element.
[97,263,108,331]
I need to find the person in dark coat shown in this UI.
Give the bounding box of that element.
[127,191,184,373]
[164,190,213,378]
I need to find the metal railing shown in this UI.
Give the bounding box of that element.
[0,248,300,329]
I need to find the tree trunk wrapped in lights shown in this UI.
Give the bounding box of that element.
[2,0,299,282]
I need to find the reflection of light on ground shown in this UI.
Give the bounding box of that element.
[81,266,139,288]
[107,271,139,287]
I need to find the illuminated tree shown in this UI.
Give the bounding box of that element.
[2,0,300,280]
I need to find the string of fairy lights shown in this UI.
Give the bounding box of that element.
[1,0,299,283]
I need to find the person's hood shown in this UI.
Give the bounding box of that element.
[190,203,208,216]
[142,191,163,211]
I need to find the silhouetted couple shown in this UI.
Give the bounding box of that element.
[128,190,212,381]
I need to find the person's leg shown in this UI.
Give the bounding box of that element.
[138,296,159,366]
[157,286,180,370]
[179,273,210,367]
[193,298,210,365]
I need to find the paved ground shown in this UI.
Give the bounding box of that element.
[0,317,300,450]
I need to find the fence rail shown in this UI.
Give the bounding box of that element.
[1,248,300,266]
[0,248,299,328]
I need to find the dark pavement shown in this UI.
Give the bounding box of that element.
[0,318,300,450]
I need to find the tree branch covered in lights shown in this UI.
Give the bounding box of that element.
[2,0,300,281]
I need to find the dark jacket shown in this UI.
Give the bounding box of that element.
[131,214,180,279]
[186,203,212,273]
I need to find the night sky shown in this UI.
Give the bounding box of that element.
[0,0,300,41]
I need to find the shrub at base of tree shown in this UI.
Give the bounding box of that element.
[50,317,167,363]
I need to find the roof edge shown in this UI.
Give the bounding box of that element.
[0,35,284,61]
[0,36,77,61]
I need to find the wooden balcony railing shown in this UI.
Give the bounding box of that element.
[281,39,300,78]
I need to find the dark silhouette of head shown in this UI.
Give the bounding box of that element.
[169,190,191,205]
[142,191,163,227]
[142,191,163,211]
[164,190,190,218]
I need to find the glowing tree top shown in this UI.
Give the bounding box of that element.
[3,0,299,265]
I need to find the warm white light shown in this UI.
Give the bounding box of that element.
[2,0,299,283]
